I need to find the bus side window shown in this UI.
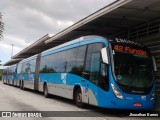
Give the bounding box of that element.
[74,45,87,76]
[17,63,22,74]
[21,63,26,74]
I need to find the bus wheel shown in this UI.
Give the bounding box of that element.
[12,80,14,86]
[7,80,9,85]
[21,81,25,90]
[19,81,21,88]
[44,84,49,98]
[75,88,84,108]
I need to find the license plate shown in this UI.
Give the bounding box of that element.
[133,102,142,107]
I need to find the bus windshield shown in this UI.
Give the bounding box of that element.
[112,44,154,94]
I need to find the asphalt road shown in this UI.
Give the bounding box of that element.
[0,81,159,120]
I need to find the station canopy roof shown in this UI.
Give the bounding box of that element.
[4,0,160,66]
[3,59,22,66]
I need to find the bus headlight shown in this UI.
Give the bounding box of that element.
[150,91,155,100]
[111,84,124,99]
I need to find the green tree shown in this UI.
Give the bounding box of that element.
[70,65,83,76]
[40,65,56,73]
[0,13,4,40]
[0,69,2,80]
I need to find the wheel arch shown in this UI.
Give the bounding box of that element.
[43,81,48,92]
[73,84,83,100]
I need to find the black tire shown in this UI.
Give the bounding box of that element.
[75,88,84,108]
[19,80,21,89]
[20,81,22,89]
[7,79,9,85]
[12,80,14,86]
[20,80,25,90]
[44,84,49,98]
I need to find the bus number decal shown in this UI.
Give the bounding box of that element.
[61,73,67,84]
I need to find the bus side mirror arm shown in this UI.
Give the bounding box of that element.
[152,56,157,72]
[101,47,109,64]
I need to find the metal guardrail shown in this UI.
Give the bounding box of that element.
[114,19,160,40]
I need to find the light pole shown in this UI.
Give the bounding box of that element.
[0,60,2,81]
[11,44,14,58]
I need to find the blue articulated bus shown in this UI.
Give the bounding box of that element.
[2,68,8,84]
[2,65,17,85]
[4,35,157,110]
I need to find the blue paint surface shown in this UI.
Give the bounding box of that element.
[3,36,155,110]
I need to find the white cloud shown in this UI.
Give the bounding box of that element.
[1,42,21,55]
[57,20,74,27]
[4,34,32,48]
[0,0,115,65]
[0,42,14,66]
[1,42,11,50]
[24,7,56,28]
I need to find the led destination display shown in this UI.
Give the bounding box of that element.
[113,45,147,56]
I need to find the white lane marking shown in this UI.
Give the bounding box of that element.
[0,86,5,89]
[76,109,108,120]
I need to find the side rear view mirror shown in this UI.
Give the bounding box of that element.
[101,47,109,64]
[152,56,157,71]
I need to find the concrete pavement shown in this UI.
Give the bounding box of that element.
[0,81,159,120]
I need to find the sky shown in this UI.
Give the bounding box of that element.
[0,0,115,67]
